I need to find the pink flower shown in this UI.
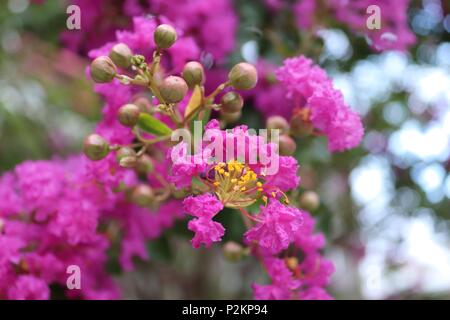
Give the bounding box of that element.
[245,200,303,254]
[295,212,325,253]
[0,157,122,300]
[188,218,225,249]
[183,193,224,219]
[252,257,300,300]
[299,252,335,288]
[63,0,237,60]
[294,0,316,29]
[277,56,364,152]
[168,145,209,189]
[261,156,301,192]
[183,194,225,248]
[7,275,50,300]
[276,56,329,102]
[250,211,335,300]
[299,287,333,300]
[14,161,65,221]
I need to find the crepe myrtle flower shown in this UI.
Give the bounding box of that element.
[172,119,303,251]
[251,211,335,300]
[249,56,364,152]
[77,19,333,300]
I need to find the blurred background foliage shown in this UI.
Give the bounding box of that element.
[0,0,449,299]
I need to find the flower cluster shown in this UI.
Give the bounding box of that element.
[172,121,334,299]
[251,210,335,300]
[250,56,364,152]
[62,0,237,60]
[0,154,185,299]
[1,13,357,299]
[0,159,119,299]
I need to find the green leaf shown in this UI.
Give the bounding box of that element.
[137,113,172,136]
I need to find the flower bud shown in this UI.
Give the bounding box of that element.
[221,92,243,113]
[266,116,289,133]
[131,185,155,207]
[83,134,110,161]
[290,110,314,137]
[228,62,258,90]
[133,96,153,113]
[90,56,117,83]
[158,76,188,103]
[182,61,205,88]
[118,103,140,127]
[116,147,137,168]
[130,54,145,67]
[220,110,241,124]
[278,134,297,156]
[223,241,245,262]
[154,24,177,49]
[109,43,133,69]
[299,191,320,211]
[135,154,154,175]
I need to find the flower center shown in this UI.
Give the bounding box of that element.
[211,160,263,208]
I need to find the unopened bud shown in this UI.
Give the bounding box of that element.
[221,92,243,113]
[299,191,320,211]
[83,134,110,161]
[90,56,117,83]
[109,43,133,69]
[130,54,145,67]
[220,110,241,124]
[228,62,258,90]
[154,24,177,49]
[267,116,289,133]
[158,76,188,103]
[278,134,297,156]
[223,241,244,262]
[116,147,137,168]
[290,110,314,137]
[135,154,154,175]
[131,185,155,207]
[118,103,140,127]
[133,96,153,113]
[182,61,205,88]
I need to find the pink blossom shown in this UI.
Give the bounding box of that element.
[183,193,224,219]
[252,257,300,300]
[7,276,50,300]
[183,194,225,248]
[276,56,364,152]
[294,0,316,29]
[245,200,303,254]
[188,218,225,249]
[299,287,333,300]
[261,156,301,192]
[63,0,237,60]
